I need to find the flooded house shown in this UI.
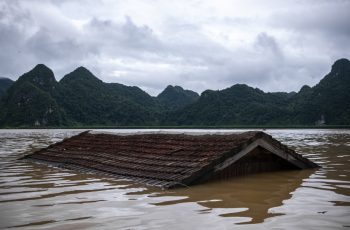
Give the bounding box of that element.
[21,131,319,188]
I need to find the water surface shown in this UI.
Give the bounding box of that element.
[0,129,349,229]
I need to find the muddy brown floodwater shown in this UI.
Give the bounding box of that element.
[0,129,349,230]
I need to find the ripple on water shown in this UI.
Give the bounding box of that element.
[0,129,350,229]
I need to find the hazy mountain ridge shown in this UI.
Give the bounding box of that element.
[164,84,294,125]
[0,59,349,127]
[58,67,160,125]
[0,77,14,98]
[0,65,65,126]
[165,59,350,126]
[288,58,350,125]
[156,85,199,111]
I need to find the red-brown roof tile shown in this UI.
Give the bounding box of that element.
[22,131,318,188]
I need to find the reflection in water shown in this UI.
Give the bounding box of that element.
[150,169,315,224]
[0,129,349,229]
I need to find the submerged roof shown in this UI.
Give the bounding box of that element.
[22,131,318,188]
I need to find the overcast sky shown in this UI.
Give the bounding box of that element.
[1,0,349,95]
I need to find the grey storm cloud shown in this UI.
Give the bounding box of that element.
[0,0,349,95]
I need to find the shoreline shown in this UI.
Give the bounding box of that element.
[1,125,350,130]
